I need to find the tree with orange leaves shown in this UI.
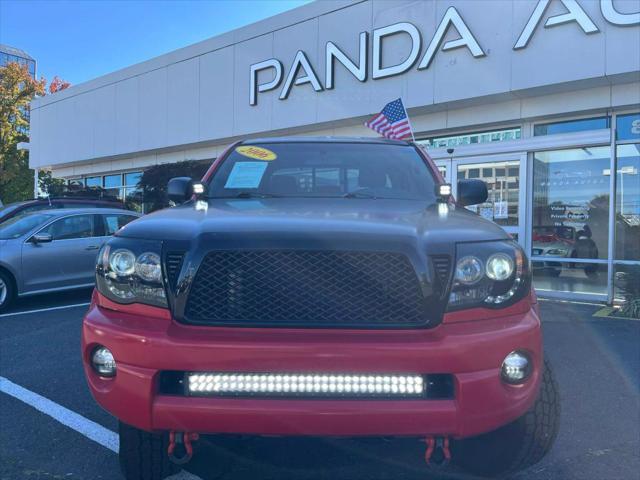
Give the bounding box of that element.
[0,62,70,202]
[49,76,71,94]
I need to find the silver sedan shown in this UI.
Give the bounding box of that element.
[0,208,140,311]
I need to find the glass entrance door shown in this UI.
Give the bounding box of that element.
[436,153,526,244]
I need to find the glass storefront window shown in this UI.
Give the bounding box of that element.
[616,113,640,142]
[67,178,84,188]
[534,117,610,136]
[124,187,144,213]
[125,172,142,187]
[614,264,640,318]
[418,127,521,149]
[103,174,123,199]
[85,176,101,187]
[532,147,610,261]
[103,174,122,188]
[533,261,607,295]
[614,144,640,261]
[458,160,519,226]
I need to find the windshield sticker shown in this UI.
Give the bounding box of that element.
[224,161,268,189]
[235,146,277,161]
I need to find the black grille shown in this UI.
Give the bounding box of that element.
[184,250,429,328]
[431,255,451,286]
[165,252,185,288]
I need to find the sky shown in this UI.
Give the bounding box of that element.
[0,0,310,85]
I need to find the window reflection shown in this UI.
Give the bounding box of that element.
[534,117,610,136]
[418,127,521,149]
[614,264,640,318]
[458,161,519,226]
[532,147,610,261]
[533,261,607,295]
[615,144,640,261]
[85,176,101,188]
[616,113,640,142]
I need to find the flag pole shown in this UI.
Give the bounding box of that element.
[401,98,416,143]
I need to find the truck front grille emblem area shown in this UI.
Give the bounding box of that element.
[186,372,426,398]
[183,250,435,328]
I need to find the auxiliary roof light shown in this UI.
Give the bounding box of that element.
[437,183,452,201]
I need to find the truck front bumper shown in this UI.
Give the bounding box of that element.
[82,292,542,439]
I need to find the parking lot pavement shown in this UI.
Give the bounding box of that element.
[0,287,93,316]
[1,295,638,480]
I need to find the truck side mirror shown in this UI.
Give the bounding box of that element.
[457,180,488,207]
[168,177,194,204]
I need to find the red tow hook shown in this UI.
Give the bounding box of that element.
[168,431,199,465]
[424,436,451,467]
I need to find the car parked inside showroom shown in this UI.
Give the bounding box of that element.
[82,137,560,479]
[0,208,140,311]
[532,225,599,276]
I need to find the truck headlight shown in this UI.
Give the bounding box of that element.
[96,238,167,308]
[486,253,514,281]
[448,240,530,310]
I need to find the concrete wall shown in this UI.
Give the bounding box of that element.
[30,0,640,171]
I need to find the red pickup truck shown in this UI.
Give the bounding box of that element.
[82,138,559,479]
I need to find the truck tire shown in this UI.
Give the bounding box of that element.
[119,421,180,480]
[453,360,560,478]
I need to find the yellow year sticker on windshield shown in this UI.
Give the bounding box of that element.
[235,146,277,161]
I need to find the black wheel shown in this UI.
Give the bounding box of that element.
[119,421,180,480]
[452,360,560,478]
[0,270,15,313]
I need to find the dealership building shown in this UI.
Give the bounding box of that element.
[29,0,639,304]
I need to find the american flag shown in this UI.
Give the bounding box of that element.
[364,98,414,140]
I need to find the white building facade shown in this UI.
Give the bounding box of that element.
[29,0,640,303]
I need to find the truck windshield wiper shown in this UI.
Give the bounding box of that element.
[342,190,378,199]
[211,192,280,199]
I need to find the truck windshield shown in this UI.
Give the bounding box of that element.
[208,142,437,202]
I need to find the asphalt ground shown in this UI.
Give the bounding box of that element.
[1,291,638,480]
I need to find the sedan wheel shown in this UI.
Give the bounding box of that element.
[0,271,15,312]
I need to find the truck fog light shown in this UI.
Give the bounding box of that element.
[91,346,116,377]
[501,351,531,385]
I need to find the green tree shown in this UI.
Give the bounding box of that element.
[38,169,67,196]
[0,62,69,203]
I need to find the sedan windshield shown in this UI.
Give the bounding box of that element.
[0,213,54,240]
[208,142,437,202]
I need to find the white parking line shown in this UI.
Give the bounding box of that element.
[0,302,90,318]
[0,375,118,452]
[0,376,202,479]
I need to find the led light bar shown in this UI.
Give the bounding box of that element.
[187,372,425,398]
